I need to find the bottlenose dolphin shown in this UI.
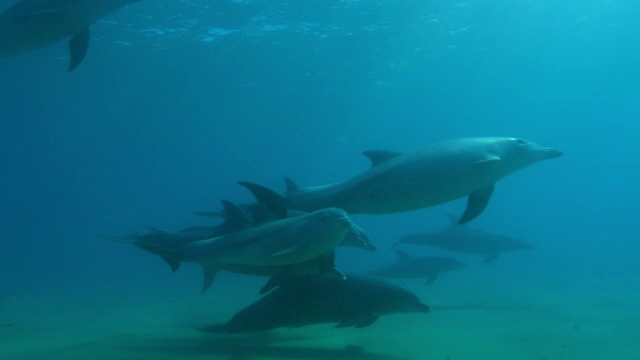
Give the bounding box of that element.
[130,201,350,270]
[240,137,563,224]
[368,249,467,285]
[0,0,138,70]
[193,201,376,251]
[397,217,534,263]
[201,273,430,333]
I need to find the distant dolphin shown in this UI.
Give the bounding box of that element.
[239,137,563,224]
[201,273,430,333]
[397,216,534,263]
[0,0,138,70]
[368,249,467,285]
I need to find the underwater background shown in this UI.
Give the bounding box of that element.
[1,0,639,359]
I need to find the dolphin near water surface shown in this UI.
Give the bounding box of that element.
[0,0,139,70]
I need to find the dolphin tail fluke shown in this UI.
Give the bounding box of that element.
[98,234,181,272]
[237,181,290,218]
[68,28,90,71]
[459,184,495,224]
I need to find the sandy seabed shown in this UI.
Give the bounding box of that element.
[1,281,638,360]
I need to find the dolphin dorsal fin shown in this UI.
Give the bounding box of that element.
[362,150,402,167]
[284,177,299,193]
[237,181,290,219]
[220,200,252,232]
[394,249,411,261]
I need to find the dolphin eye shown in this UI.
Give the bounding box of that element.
[515,139,527,145]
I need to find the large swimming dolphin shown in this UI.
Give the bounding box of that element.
[120,200,351,271]
[106,204,373,272]
[396,217,534,263]
[368,249,467,285]
[192,202,376,251]
[0,0,138,70]
[201,273,430,333]
[240,137,563,224]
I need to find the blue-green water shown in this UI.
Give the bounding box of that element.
[1,1,639,359]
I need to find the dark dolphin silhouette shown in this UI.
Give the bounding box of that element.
[0,0,138,70]
[201,273,430,333]
[368,249,467,285]
[397,216,534,263]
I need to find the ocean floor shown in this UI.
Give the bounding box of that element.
[1,279,639,360]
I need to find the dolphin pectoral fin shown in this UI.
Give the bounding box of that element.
[160,254,180,272]
[201,267,218,293]
[459,184,495,224]
[317,251,337,275]
[425,273,438,285]
[238,181,290,218]
[324,268,347,280]
[336,314,378,328]
[68,28,90,71]
[472,156,501,171]
[362,150,402,167]
[259,276,281,294]
[270,243,306,257]
[483,253,500,263]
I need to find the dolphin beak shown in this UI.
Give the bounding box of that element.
[543,148,563,159]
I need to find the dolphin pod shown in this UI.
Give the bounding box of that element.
[109,137,560,333]
[0,0,139,70]
[239,137,562,224]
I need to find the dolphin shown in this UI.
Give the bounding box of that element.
[192,201,376,251]
[368,249,467,285]
[239,137,563,224]
[396,216,534,263]
[0,0,138,70]
[127,201,351,271]
[200,273,430,333]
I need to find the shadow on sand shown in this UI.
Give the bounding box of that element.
[120,331,403,360]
